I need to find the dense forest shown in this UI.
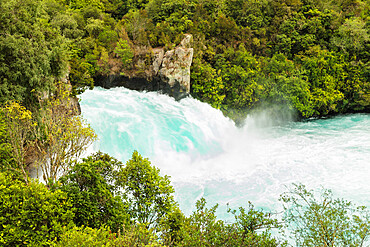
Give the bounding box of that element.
[0,0,369,246]
[1,0,369,120]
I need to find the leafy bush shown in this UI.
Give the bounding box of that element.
[114,39,134,67]
[0,173,74,246]
[58,151,177,232]
[176,198,285,246]
[191,59,225,109]
[54,224,164,247]
[280,183,370,246]
[0,101,34,183]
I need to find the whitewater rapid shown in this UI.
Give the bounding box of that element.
[79,87,370,218]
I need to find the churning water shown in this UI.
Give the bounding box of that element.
[79,87,370,219]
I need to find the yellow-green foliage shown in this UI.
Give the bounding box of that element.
[171,198,283,246]
[0,101,35,183]
[54,225,165,247]
[36,83,97,184]
[114,39,134,67]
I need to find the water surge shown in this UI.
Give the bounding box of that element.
[79,87,370,218]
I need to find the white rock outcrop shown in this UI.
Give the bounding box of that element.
[94,34,194,100]
[157,34,193,99]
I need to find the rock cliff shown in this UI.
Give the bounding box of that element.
[95,34,193,100]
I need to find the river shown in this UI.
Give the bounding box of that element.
[79,87,370,220]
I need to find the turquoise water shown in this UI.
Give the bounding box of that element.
[79,87,370,219]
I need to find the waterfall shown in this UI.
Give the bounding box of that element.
[79,87,370,218]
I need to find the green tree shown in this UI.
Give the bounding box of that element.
[0,0,68,108]
[260,54,313,118]
[51,13,85,39]
[36,83,97,183]
[0,101,35,184]
[332,17,369,55]
[114,39,134,67]
[297,46,345,116]
[60,0,104,10]
[68,57,95,95]
[226,202,285,246]
[220,45,264,111]
[86,18,105,38]
[58,152,129,232]
[119,151,177,229]
[280,184,370,246]
[191,59,225,109]
[224,0,269,30]
[158,206,186,245]
[0,114,16,178]
[179,198,227,246]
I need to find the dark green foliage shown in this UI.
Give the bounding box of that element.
[224,0,270,30]
[2,0,369,119]
[58,152,130,232]
[0,34,54,106]
[0,0,68,108]
[98,29,119,47]
[259,54,313,117]
[56,151,178,233]
[68,57,95,95]
[0,173,74,246]
[159,206,186,245]
[191,58,225,109]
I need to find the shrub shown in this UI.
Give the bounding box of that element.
[54,224,164,247]
[114,39,134,67]
[280,183,370,246]
[177,198,284,246]
[0,173,74,246]
[0,101,35,184]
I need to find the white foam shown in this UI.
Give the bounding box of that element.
[79,87,370,218]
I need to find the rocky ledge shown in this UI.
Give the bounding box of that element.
[95,34,194,100]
